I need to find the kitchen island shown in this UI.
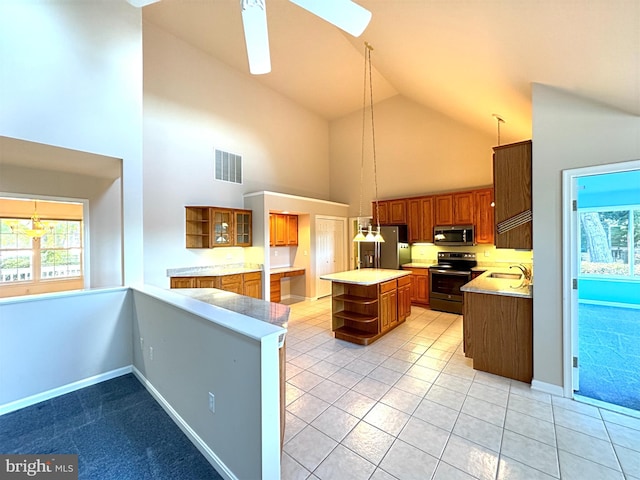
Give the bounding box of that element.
[461,269,533,382]
[320,269,411,345]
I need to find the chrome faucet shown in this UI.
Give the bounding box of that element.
[510,264,532,282]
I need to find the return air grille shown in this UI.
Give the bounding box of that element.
[214,149,242,184]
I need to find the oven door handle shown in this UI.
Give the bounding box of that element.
[430,269,471,276]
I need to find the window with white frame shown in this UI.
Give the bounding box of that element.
[579,206,640,277]
[0,218,83,284]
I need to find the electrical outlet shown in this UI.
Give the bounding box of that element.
[208,392,215,413]
[139,337,144,350]
[149,346,153,360]
[274,250,278,256]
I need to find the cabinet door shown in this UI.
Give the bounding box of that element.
[287,215,298,246]
[493,141,532,249]
[453,191,474,225]
[196,277,219,288]
[234,210,252,247]
[170,277,196,288]
[397,281,411,322]
[372,201,389,225]
[243,272,262,299]
[220,274,243,294]
[434,195,453,225]
[269,214,276,247]
[407,198,422,243]
[474,188,494,244]
[389,200,407,224]
[212,209,233,246]
[275,214,287,246]
[420,197,434,243]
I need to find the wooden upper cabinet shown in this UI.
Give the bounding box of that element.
[407,196,434,243]
[420,196,435,242]
[234,210,252,247]
[434,194,453,225]
[287,215,298,246]
[274,214,287,246]
[372,201,389,225]
[493,140,532,249]
[186,206,252,248]
[270,213,298,246]
[453,191,474,225]
[407,198,421,243]
[474,188,494,244]
[388,199,407,224]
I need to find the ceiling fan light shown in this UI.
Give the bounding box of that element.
[289,0,372,37]
[241,0,272,74]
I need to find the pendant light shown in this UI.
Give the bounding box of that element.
[353,42,384,244]
[10,201,53,239]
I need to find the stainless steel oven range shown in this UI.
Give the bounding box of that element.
[429,252,477,314]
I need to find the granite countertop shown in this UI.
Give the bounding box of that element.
[320,268,410,286]
[167,264,262,277]
[173,288,289,334]
[461,269,533,298]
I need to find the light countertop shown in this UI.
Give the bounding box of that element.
[270,266,305,275]
[172,288,289,332]
[461,269,533,298]
[320,269,410,286]
[167,264,262,277]
[402,262,435,269]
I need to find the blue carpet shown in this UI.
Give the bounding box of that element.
[0,374,224,479]
[577,303,640,411]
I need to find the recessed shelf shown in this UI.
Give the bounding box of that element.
[333,294,378,305]
[333,310,378,324]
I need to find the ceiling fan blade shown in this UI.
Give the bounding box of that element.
[126,0,161,7]
[289,0,371,37]
[241,0,272,75]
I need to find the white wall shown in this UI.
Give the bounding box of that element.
[0,1,143,285]
[132,288,282,480]
[329,95,499,217]
[0,289,132,412]
[142,24,331,287]
[531,83,640,388]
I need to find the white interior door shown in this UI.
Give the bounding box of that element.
[315,216,346,298]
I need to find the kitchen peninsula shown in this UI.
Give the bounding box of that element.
[320,269,411,345]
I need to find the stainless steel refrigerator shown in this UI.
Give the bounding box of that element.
[358,225,411,269]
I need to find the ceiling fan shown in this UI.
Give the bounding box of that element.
[127,0,372,75]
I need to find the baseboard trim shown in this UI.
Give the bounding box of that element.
[0,366,132,416]
[531,379,564,397]
[132,367,236,480]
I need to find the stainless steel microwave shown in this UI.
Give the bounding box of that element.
[433,225,475,246]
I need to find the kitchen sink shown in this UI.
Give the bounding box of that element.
[487,272,522,280]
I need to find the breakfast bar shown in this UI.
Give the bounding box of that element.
[320,269,412,345]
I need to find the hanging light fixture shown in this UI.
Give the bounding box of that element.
[353,42,384,244]
[10,201,52,239]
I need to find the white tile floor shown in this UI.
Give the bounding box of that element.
[281,297,640,480]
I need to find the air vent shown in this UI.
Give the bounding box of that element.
[214,149,242,184]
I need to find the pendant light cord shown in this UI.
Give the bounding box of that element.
[364,42,380,232]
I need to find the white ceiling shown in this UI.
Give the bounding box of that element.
[143,0,640,145]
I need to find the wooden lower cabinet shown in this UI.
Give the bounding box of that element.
[402,266,430,306]
[463,291,532,383]
[397,275,412,322]
[329,275,411,345]
[170,277,196,289]
[243,272,262,299]
[170,272,262,299]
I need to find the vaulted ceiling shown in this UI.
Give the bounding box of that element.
[144,0,639,145]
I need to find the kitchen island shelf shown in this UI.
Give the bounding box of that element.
[333,310,378,324]
[334,294,379,305]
